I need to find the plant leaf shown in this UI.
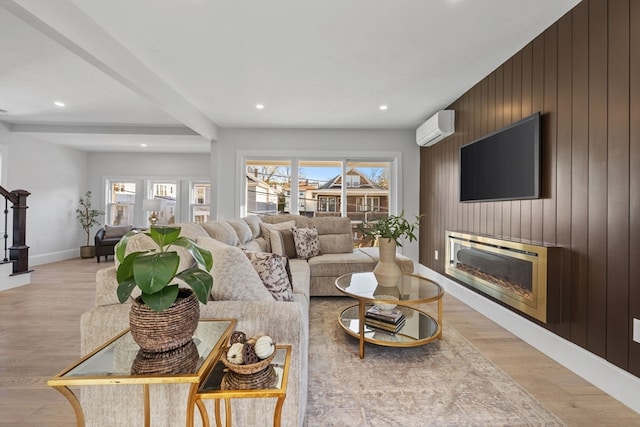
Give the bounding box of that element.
[141,285,180,312]
[176,267,214,304]
[172,237,213,271]
[116,278,137,303]
[115,230,143,263]
[147,226,181,251]
[133,252,179,294]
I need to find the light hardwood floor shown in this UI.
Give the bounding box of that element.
[1,258,638,426]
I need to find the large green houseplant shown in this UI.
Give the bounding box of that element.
[115,226,214,352]
[357,211,421,246]
[75,191,104,258]
[358,211,421,286]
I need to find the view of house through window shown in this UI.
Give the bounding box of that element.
[149,181,177,225]
[191,182,210,223]
[244,158,392,244]
[107,181,136,225]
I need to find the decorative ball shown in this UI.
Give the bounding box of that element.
[243,343,260,365]
[229,330,247,345]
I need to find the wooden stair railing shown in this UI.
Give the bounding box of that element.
[0,186,31,275]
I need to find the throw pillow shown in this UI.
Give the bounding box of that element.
[258,220,296,252]
[244,251,294,302]
[196,237,273,302]
[291,227,321,260]
[104,224,133,239]
[202,221,240,246]
[270,228,298,259]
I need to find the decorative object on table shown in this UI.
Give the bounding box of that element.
[221,331,277,375]
[365,305,406,333]
[115,226,214,352]
[358,211,421,286]
[142,198,162,226]
[222,364,278,390]
[75,190,104,259]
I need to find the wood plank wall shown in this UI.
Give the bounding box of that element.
[419,0,639,378]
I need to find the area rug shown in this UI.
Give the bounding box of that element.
[304,297,565,427]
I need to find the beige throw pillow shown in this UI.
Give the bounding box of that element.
[244,251,294,302]
[259,220,296,252]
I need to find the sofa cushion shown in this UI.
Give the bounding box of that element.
[261,214,310,228]
[292,227,321,260]
[259,220,296,252]
[103,224,133,239]
[242,215,263,239]
[244,252,294,302]
[270,229,298,259]
[173,222,210,240]
[226,219,253,244]
[307,251,376,277]
[202,221,240,246]
[308,217,354,254]
[196,237,273,302]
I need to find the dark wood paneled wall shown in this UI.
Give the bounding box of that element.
[419,0,639,377]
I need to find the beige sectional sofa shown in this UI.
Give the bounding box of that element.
[80,214,413,427]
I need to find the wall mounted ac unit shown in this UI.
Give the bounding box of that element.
[416,110,455,147]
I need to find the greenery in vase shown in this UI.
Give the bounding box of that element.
[358,211,421,247]
[75,191,104,247]
[115,226,213,312]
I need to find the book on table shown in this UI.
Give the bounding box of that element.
[366,305,405,324]
[365,316,406,333]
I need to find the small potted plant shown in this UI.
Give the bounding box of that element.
[115,226,213,352]
[358,211,421,286]
[75,191,104,259]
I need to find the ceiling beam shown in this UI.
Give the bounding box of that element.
[1,0,219,141]
[5,122,200,136]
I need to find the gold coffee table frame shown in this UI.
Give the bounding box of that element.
[48,319,236,427]
[193,345,292,427]
[335,272,443,358]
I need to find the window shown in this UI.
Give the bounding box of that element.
[245,160,290,215]
[346,175,360,188]
[191,182,210,223]
[107,181,136,225]
[318,196,338,212]
[149,181,177,225]
[356,197,380,212]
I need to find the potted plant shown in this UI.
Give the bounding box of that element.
[75,191,104,259]
[358,211,421,286]
[115,226,214,352]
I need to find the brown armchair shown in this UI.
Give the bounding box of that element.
[94,224,134,263]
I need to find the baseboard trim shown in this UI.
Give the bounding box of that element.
[30,249,79,266]
[415,264,640,414]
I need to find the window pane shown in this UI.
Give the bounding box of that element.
[107,181,135,225]
[191,182,210,223]
[347,161,391,244]
[246,160,291,215]
[150,182,177,225]
[301,161,341,217]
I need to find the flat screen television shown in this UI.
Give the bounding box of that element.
[459,112,541,202]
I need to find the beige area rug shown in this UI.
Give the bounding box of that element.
[304,297,565,427]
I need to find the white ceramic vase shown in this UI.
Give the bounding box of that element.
[373,238,403,286]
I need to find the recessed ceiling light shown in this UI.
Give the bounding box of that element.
[256,104,265,110]
[379,105,388,110]
[140,143,147,147]
[54,101,65,107]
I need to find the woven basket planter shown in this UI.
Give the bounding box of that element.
[131,339,199,375]
[129,288,200,353]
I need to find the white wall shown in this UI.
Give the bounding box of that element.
[215,128,421,260]
[87,151,211,227]
[0,123,88,265]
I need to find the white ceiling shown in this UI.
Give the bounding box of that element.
[0,0,580,153]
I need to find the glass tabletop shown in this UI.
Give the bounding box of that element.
[335,272,443,304]
[56,319,234,382]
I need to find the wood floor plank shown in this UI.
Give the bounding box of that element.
[0,258,638,426]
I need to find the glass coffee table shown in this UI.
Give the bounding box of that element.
[48,319,236,427]
[335,272,443,358]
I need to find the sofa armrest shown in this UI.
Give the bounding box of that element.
[94,228,106,246]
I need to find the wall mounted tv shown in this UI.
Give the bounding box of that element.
[459,112,541,202]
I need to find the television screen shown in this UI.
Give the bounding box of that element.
[459,112,541,202]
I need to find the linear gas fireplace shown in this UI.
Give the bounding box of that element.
[445,231,558,323]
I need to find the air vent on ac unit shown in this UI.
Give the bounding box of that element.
[416,110,455,147]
